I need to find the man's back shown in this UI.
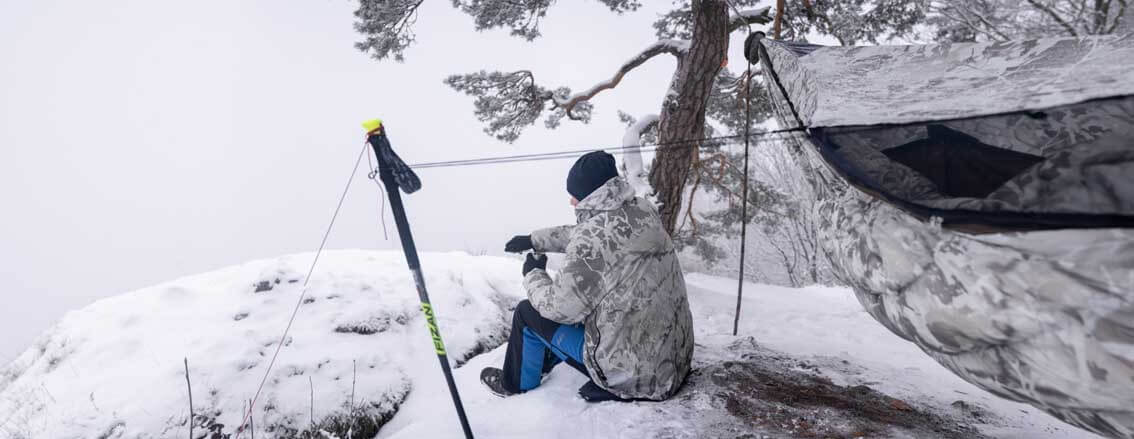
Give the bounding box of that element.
[527,177,695,400]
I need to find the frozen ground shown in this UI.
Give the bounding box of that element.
[381,273,1099,439]
[0,252,1101,438]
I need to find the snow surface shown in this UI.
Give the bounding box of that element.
[0,252,1102,438]
[0,251,524,438]
[380,274,1101,439]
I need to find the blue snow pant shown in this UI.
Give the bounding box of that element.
[501,300,588,393]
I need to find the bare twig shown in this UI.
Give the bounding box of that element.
[350,360,358,413]
[1026,0,1081,36]
[678,154,704,236]
[249,398,255,439]
[1095,0,1112,33]
[969,9,1014,40]
[929,1,1013,41]
[932,6,1010,41]
[309,376,316,431]
[350,360,358,436]
[1108,0,1129,32]
[184,358,194,439]
[552,40,686,119]
[1073,0,1090,25]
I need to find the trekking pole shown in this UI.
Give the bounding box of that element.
[363,119,475,439]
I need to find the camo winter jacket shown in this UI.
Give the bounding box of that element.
[524,177,694,400]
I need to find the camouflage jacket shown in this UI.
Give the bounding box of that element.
[524,177,694,400]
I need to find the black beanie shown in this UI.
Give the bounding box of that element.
[566,151,618,201]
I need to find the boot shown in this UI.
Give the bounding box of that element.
[578,380,629,403]
[480,367,517,398]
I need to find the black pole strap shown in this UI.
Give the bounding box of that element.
[367,127,475,439]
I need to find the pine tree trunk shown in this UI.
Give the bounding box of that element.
[649,0,730,235]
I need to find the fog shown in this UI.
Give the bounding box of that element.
[0,1,764,362]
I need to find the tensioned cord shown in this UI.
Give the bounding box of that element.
[235,142,368,439]
[407,128,804,169]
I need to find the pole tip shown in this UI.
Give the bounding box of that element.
[362,118,384,135]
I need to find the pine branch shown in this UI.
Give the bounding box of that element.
[728,7,773,32]
[445,70,590,142]
[553,40,687,119]
[353,0,425,61]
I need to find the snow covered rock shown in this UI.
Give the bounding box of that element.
[0,251,524,438]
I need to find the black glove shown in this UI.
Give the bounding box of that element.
[523,253,548,276]
[505,235,534,253]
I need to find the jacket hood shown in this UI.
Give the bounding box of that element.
[575,177,634,220]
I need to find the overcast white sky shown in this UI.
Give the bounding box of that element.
[0,1,764,362]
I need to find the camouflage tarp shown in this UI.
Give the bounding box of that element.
[760,35,1134,129]
[753,34,1134,438]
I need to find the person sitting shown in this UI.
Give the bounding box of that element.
[480,151,694,402]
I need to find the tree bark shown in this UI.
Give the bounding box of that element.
[774,0,786,38]
[649,0,730,234]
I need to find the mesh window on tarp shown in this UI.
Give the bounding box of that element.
[814,96,1134,225]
